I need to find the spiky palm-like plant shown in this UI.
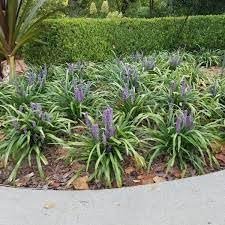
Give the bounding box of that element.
[0,0,53,80]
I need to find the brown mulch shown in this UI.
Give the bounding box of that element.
[0,145,225,191]
[200,66,224,77]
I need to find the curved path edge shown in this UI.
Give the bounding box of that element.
[0,170,225,225]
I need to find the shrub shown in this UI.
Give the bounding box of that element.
[90,2,98,15]
[107,11,123,18]
[100,0,109,14]
[23,15,225,64]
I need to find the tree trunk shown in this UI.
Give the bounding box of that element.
[149,0,154,17]
[8,55,15,80]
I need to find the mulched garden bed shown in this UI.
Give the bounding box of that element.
[1,146,225,191]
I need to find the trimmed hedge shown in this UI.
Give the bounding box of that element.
[24,15,225,64]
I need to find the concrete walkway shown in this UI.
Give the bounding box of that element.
[0,170,225,225]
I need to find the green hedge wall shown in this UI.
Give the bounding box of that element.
[24,15,225,64]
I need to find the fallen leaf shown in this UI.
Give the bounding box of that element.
[15,172,34,187]
[55,148,68,158]
[43,202,56,209]
[153,176,166,183]
[216,153,225,164]
[125,166,135,175]
[73,176,89,190]
[50,181,60,188]
[137,175,144,180]
[132,179,141,183]
[71,162,85,171]
[152,163,165,172]
[169,168,181,178]
[141,175,154,185]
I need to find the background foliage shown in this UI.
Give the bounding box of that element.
[23,15,225,64]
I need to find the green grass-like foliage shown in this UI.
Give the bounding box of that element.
[0,103,70,182]
[0,50,224,187]
[143,110,221,174]
[68,110,145,187]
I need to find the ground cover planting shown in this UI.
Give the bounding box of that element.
[1,50,225,190]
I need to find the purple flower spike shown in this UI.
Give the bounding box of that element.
[122,86,129,101]
[170,81,177,93]
[142,57,156,71]
[30,102,42,112]
[67,63,75,74]
[91,124,99,140]
[103,107,115,140]
[84,112,92,128]
[23,128,27,134]
[102,132,107,145]
[176,116,182,133]
[182,110,188,124]
[181,79,187,96]
[186,114,194,129]
[122,85,136,103]
[41,112,51,122]
[176,110,194,133]
[103,107,113,127]
[28,72,36,85]
[74,86,85,102]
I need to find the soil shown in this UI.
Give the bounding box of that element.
[0,145,225,191]
[200,66,224,77]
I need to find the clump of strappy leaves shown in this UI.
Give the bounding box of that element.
[0,103,70,182]
[0,66,48,109]
[48,67,93,120]
[68,107,145,187]
[156,78,204,114]
[143,110,221,174]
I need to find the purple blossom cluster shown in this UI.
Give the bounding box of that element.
[132,51,144,62]
[169,79,190,97]
[175,110,194,133]
[73,80,90,103]
[67,61,86,74]
[169,54,182,69]
[74,85,85,102]
[15,84,27,97]
[84,107,115,145]
[30,103,51,122]
[122,85,135,103]
[27,65,47,87]
[12,118,20,130]
[12,118,29,135]
[32,133,45,144]
[28,72,36,85]
[209,82,218,97]
[142,57,156,71]
[103,107,115,141]
[121,63,139,88]
[181,79,189,96]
